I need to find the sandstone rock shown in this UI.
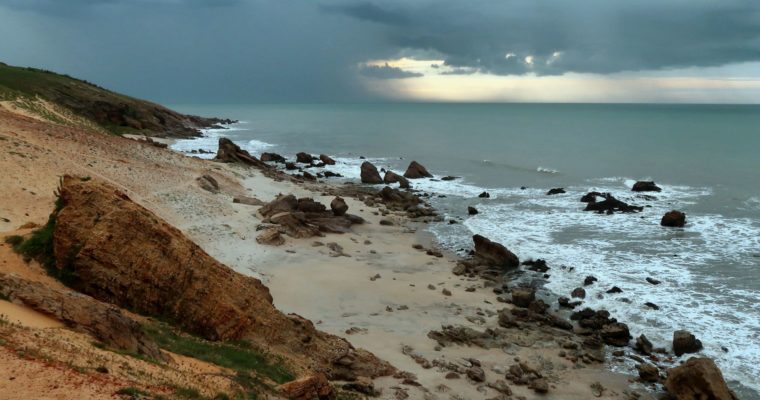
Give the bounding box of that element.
[511,287,535,308]
[467,206,478,215]
[403,161,432,179]
[664,358,737,400]
[529,378,549,393]
[472,234,519,269]
[673,330,703,356]
[215,138,269,168]
[256,229,285,246]
[600,322,631,347]
[233,196,265,206]
[635,334,653,355]
[466,366,486,382]
[196,174,219,193]
[632,181,662,192]
[278,373,333,400]
[383,171,410,189]
[296,152,315,164]
[330,197,349,216]
[661,210,686,227]
[52,176,393,378]
[0,274,166,362]
[361,161,383,184]
[319,154,336,165]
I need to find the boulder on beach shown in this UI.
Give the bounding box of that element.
[330,196,348,216]
[278,373,333,400]
[661,210,686,227]
[319,154,336,165]
[673,330,703,356]
[383,171,410,189]
[664,358,737,400]
[472,234,519,269]
[196,174,219,193]
[232,195,265,206]
[403,161,433,179]
[296,152,315,164]
[511,287,535,308]
[256,228,285,246]
[632,181,662,192]
[360,161,383,184]
[215,137,269,168]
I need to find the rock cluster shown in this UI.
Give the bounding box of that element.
[582,192,643,214]
[258,194,364,238]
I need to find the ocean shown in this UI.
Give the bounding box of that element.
[170,103,760,399]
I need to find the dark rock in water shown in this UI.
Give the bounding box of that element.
[637,363,660,382]
[600,322,632,346]
[319,154,336,165]
[583,193,643,214]
[664,358,737,400]
[584,276,598,286]
[261,152,286,163]
[296,152,315,164]
[478,191,490,198]
[632,181,662,192]
[646,277,661,285]
[323,171,342,178]
[580,191,605,203]
[644,302,660,310]
[606,286,623,294]
[571,287,586,299]
[673,330,703,356]
[383,171,410,189]
[558,296,581,309]
[441,176,458,181]
[546,188,566,195]
[661,210,686,227]
[511,287,535,308]
[330,197,348,216]
[523,259,549,273]
[472,234,519,269]
[403,161,433,179]
[285,162,298,170]
[360,161,383,184]
[635,334,654,355]
[467,206,478,215]
[300,171,316,181]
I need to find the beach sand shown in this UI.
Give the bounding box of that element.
[0,107,652,399]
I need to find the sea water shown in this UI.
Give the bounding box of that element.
[171,103,760,398]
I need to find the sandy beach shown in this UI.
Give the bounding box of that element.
[0,102,665,399]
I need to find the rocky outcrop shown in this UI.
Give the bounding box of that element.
[52,177,392,379]
[583,193,643,214]
[383,171,410,189]
[661,210,686,227]
[360,161,383,184]
[261,152,287,163]
[296,152,315,164]
[256,228,285,246]
[319,154,336,165]
[673,330,703,356]
[665,358,737,400]
[403,161,432,179]
[632,181,662,192]
[472,234,519,269]
[215,138,269,168]
[259,194,364,237]
[0,273,166,362]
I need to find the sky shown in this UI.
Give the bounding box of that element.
[1,0,760,103]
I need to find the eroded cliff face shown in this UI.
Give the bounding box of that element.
[52,176,393,380]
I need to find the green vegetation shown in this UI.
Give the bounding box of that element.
[3,235,23,247]
[115,387,151,399]
[139,322,294,399]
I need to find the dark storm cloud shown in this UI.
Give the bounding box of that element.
[328,0,760,76]
[359,63,422,79]
[1,0,759,102]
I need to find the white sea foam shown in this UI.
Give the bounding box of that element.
[536,166,559,174]
[429,179,760,394]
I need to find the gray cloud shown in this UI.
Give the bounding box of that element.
[359,63,422,79]
[1,0,759,102]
